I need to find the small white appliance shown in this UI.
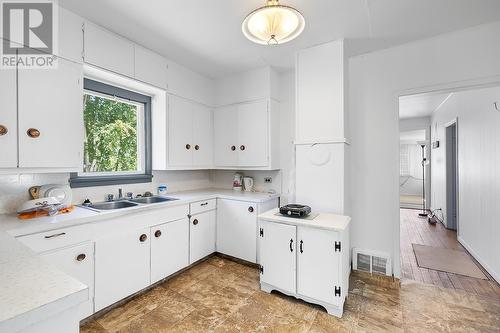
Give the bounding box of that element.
[232,173,243,191]
[243,177,254,192]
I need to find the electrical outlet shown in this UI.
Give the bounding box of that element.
[264,177,272,183]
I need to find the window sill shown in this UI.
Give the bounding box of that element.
[69,173,153,188]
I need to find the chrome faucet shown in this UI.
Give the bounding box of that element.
[118,188,123,199]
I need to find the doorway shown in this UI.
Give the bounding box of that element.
[445,121,458,230]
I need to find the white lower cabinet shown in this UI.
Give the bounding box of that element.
[40,242,94,320]
[95,227,151,311]
[151,218,189,284]
[189,210,216,263]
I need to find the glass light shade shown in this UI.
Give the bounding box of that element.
[242,1,305,45]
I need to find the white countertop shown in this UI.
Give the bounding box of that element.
[0,188,278,330]
[258,209,350,231]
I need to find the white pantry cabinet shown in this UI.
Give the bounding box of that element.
[189,210,216,264]
[168,94,213,168]
[214,99,278,169]
[83,21,134,77]
[0,66,17,168]
[134,45,168,89]
[41,242,95,319]
[17,57,83,169]
[95,227,151,311]
[151,218,189,284]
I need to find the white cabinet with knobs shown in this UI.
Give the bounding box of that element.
[258,210,351,317]
[189,210,216,264]
[0,65,17,168]
[151,218,189,284]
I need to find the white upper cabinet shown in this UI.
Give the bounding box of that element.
[17,58,84,169]
[134,45,168,88]
[58,7,84,63]
[296,40,346,143]
[167,61,214,106]
[213,105,238,167]
[0,66,17,168]
[83,21,134,77]
[167,95,213,168]
[237,100,269,167]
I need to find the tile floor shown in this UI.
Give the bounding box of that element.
[81,255,500,333]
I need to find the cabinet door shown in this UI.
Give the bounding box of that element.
[95,227,150,311]
[297,227,341,305]
[192,104,213,167]
[41,242,95,319]
[134,46,167,88]
[214,105,238,167]
[237,101,269,167]
[151,218,189,284]
[216,199,257,263]
[168,95,193,167]
[259,220,296,294]
[84,21,134,77]
[0,66,17,168]
[190,210,216,263]
[18,58,83,169]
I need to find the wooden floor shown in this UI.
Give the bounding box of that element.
[400,208,500,300]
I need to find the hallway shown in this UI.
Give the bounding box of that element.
[400,209,500,300]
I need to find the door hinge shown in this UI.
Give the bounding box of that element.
[334,241,341,252]
[259,265,264,274]
[259,228,264,237]
[334,286,341,297]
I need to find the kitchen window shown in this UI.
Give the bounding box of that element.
[70,79,152,188]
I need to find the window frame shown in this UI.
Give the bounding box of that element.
[70,78,153,188]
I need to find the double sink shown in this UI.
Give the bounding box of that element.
[87,196,178,211]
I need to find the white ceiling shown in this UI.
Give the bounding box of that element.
[399,92,452,119]
[59,0,500,78]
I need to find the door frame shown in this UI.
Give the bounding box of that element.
[444,118,459,233]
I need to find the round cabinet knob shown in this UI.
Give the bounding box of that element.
[154,230,162,238]
[139,234,148,242]
[230,145,236,151]
[248,206,254,213]
[195,145,200,150]
[27,128,40,138]
[240,145,246,151]
[0,125,7,136]
[76,254,86,262]
[193,219,199,225]
[185,144,191,150]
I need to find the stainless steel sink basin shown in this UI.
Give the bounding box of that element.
[129,196,179,204]
[89,200,139,210]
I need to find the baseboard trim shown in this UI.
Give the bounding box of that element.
[457,236,500,284]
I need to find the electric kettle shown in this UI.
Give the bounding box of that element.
[243,177,254,192]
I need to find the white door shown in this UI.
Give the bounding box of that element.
[297,226,341,305]
[237,101,269,167]
[18,58,83,169]
[259,220,296,294]
[168,95,193,167]
[214,105,238,167]
[95,227,150,311]
[189,210,216,263]
[192,104,213,167]
[151,218,189,283]
[0,66,17,168]
[216,199,257,263]
[41,242,94,319]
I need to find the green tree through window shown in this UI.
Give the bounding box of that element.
[83,93,140,173]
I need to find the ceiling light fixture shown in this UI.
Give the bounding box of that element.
[242,0,305,45]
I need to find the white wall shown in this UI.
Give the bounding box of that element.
[349,21,500,278]
[430,86,500,281]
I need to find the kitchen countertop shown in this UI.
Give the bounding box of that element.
[0,188,278,331]
[258,209,350,231]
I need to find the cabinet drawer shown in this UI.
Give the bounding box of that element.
[17,225,92,253]
[190,199,216,215]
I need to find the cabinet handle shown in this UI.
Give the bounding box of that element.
[76,253,86,262]
[231,145,236,151]
[44,232,66,239]
[154,230,162,238]
[193,219,199,225]
[201,202,208,206]
[300,240,303,253]
[195,145,200,150]
[27,128,40,138]
[248,206,254,213]
[240,145,246,151]
[185,144,191,150]
[0,125,7,136]
[139,234,148,242]
[290,239,294,252]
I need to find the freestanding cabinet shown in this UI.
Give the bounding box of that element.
[258,209,351,317]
